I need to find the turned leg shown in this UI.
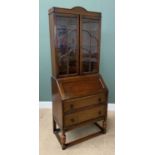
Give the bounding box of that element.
[53,117,56,133]
[103,120,107,134]
[61,131,66,150]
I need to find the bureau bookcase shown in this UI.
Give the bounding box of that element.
[48,7,108,149]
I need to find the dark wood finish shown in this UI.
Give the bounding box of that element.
[64,93,106,113]
[49,7,108,149]
[64,116,105,131]
[64,105,105,127]
[57,74,106,100]
[48,7,101,17]
[52,77,63,129]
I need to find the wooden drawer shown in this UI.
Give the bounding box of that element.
[64,93,106,113]
[64,105,105,127]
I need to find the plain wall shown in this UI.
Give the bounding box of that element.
[39,0,115,103]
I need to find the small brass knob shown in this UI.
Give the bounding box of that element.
[98,98,101,102]
[70,104,74,109]
[70,118,75,122]
[98,111,102,115]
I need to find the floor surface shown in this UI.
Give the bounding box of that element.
[39,109,115,155]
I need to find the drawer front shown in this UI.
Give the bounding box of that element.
[64,105,105,127]
[64,93,106,113]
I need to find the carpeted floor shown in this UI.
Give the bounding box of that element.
[39,109,115,155]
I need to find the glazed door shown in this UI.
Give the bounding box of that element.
[80,16,101,74]
[54,14,79,77]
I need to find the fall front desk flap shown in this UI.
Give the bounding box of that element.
[56,74,107,100]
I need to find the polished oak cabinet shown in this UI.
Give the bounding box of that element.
[48,7,108,149]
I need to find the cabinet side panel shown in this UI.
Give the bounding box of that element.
[99,74,109,121]
[52,77,63,128]
[49,13,57,77]
[99,74,109,93]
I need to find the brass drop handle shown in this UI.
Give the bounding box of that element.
[98,98,101,102]
[98,111,102,115]
[70,104,74,109]
[70,118,75,122]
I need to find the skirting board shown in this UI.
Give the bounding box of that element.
[39,101,115,111]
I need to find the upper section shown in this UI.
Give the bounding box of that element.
[56,74,107,100]
[48,7,101,17]
[49,7,101,78]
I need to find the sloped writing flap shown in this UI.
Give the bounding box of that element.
[57,74,105,100]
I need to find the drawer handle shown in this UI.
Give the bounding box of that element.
[70,118,75,123]
[70,104,74,109]
[98,98,102,102]
[98,111,102,115]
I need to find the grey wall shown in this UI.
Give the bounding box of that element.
[39,0,115,103]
